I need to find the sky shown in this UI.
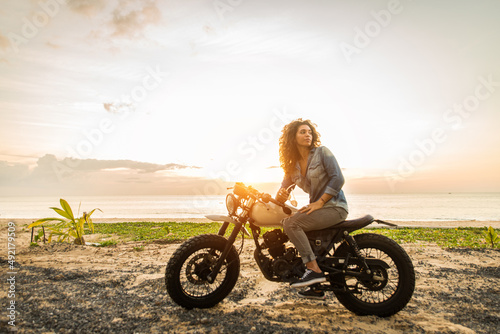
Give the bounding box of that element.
[1,0,499,196]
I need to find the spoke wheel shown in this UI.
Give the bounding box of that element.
[333,233,415,316]
[165,234,240,309]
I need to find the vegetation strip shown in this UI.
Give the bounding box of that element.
[64,222,500,249]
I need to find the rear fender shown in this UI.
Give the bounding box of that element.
[366,258,390,269]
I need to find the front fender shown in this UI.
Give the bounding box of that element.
[205,215,250,236]
[205,214,239,224]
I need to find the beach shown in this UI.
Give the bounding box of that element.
[1,219,499,333]
[2,0,500,332]
[3,217,500,228]
[93,218,500,229]
[2,193,500,224]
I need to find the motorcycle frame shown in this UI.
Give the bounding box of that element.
[207,216,385,290]
[205,183,392,288]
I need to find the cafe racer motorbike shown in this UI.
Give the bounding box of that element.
[165,183,415,316]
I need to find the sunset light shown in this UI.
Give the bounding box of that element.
[1,0,499,197]
[2,3,500,333]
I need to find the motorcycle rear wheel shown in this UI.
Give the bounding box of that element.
[165,234,240,309]
[333,233,415,317]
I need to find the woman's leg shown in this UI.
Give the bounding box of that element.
[283,207,347,265]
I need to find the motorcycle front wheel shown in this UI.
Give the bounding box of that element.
[165,234,240,309]
[332,233,415,317]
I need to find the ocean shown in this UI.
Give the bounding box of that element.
[1,193,499,222]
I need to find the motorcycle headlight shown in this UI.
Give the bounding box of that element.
[226,193,238,216]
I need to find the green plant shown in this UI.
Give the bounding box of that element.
[92,221,224,243]
[133,245,145,252]
[28,199,101,245]
[484,226,499,248]
[95,240,117,247]
[29,242,39,247]
[33,228,45,242]
[354,227,492,248]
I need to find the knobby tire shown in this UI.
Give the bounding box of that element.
[333,233,415,317]
[165,234,240,309]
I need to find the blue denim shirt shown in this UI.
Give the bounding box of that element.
[281,146,348,213]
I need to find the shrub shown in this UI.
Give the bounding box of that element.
[28,199,101,245]
[484,226,499,248]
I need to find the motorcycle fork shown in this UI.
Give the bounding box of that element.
[207,222,242,283]
[217,221,230,236]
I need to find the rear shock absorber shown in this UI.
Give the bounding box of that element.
[343,231,371,274]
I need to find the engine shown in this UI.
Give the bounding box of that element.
[255,229,300,281]
[263,229,289,258]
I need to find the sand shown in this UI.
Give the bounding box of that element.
[1,219,499,333]
[4,217,500,227]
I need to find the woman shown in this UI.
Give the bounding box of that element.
[276,119,348,299]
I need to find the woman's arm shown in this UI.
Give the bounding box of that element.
[321,146,345,197]
[276,175,293,203]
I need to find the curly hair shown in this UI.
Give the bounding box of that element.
[279,118,321,176]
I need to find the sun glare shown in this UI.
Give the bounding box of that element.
[235,167,284,184]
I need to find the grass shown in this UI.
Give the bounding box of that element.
[354,227,498,249]
[35,221,498,249]
[96,240,117,247]
[90,221,224,243]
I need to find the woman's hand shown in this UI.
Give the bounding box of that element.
[275,188,290,204]
[299,200,324,215]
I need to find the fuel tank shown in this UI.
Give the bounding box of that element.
[250,202,296,227]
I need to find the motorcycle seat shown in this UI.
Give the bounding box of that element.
[306,215,374,237]
[305,215,375,252]
[334,214,374,231]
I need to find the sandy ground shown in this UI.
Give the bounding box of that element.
[1,219,499,333]
[4,217,500,228]
[94,218,500,229]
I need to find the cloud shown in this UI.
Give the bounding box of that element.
[103,101,135,114]
[36,154,199,174]
[45,41,61,49]
[67,0,107,17]
[66,0,162,43]
[0,154,205,196]
[0,161,30,185]
[110,1,162,39]
[0,32,10,50]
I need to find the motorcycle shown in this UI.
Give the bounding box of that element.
[165,182,415,316]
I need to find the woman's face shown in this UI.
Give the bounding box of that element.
[295,124,313,148]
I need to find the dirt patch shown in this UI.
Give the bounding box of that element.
[1,222,499,333]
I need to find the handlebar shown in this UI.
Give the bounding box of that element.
[232,182,292,215]
[261,193,292,215]
[261,193,279,205]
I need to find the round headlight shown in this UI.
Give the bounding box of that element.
[226,194,238,215]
